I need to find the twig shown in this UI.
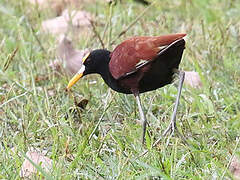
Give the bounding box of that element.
[3,47,18,72]
[89,20,105,49]
[110,0,157,45]
[24,16,45,53]
[29,24,46,53]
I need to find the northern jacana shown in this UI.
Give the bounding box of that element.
[67,33,186,144]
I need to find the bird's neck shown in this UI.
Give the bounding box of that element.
[97,63,118,88]
[94,61,126,93]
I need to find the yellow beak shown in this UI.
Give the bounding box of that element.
[67,65,85,90]
[66,52,90,90]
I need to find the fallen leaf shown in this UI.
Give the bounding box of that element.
[230,156,240,180]
[184,71,202,89]
[41,16,68,35]
[74,98,88,110]
[62,9,92,27]
[51,36,90,75]
[41,9,93,35]
[65,95,88,121]
[20,151,52,178]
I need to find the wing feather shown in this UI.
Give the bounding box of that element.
[109,34,186,79]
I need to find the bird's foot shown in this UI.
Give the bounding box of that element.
[152,70,185,146]
[162,118,176,137]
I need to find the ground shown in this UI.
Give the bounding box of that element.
[0,0,240,179]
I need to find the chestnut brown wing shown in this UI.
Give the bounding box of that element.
[109,34,186,79]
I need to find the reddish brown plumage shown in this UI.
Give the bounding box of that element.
[109,33,186,79]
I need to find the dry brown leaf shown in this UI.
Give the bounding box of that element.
[65,95,88,121]
[62,9,92,27]
[41,9,92,35]
[50,36,89,75]
[230,156,240,179]
[42,16,68,34]
[73,95,89,110]
[20,151,52,178]
[184,71,202,89]
[75,98,88,110]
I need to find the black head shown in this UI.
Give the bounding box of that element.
[83,49,111,75]
[67,49,111,90]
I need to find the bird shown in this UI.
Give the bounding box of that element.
[67,33,186,144]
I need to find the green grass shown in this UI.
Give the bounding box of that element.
[1,0,240,179]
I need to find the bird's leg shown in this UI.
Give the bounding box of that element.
[135,93,147,144]
[163,70,185,136]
